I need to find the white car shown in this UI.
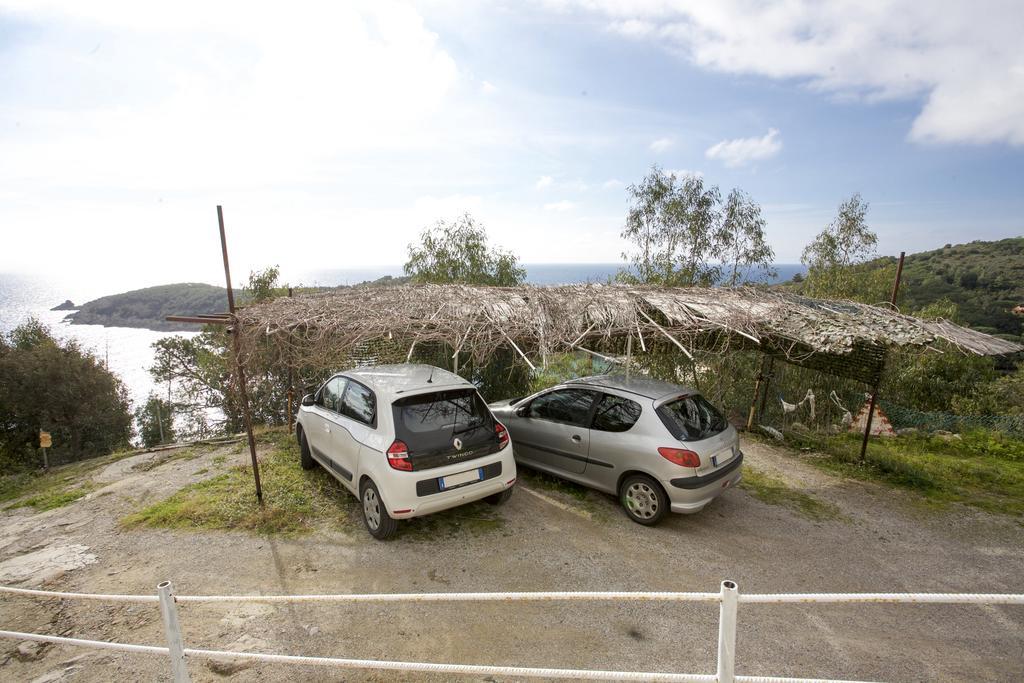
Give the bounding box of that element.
[296,363,517,539]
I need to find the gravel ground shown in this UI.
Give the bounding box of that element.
[0,437,1021,682]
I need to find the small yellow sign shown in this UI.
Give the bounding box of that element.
[39,431,52,449]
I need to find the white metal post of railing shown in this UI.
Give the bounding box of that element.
[157,581,189,683]
[1,580,1023,682]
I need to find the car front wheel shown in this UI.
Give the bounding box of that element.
[620,474,668,526]
[360,479,398,540]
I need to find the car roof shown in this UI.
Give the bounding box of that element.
[340,363,473,399]
[564,373,696,401]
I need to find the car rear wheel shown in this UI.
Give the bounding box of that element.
[298,429,315,471]
[485,485,514,506]
[360,479,398,540]
[620,474,668,526]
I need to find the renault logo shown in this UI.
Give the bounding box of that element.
[453,438,463,451]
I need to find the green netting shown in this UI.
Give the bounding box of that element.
[878,400,1024,436]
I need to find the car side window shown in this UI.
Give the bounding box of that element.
[317,377,346,413]
[340,380,376,427]
[527,389,597,427]
[591,394,642,432]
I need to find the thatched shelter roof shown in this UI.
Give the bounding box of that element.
[234,284,1022,384]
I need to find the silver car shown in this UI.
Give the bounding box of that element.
[489,374,742,525]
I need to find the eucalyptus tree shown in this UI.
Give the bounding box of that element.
[800,193,886,301]
[405,213,525,286]
[617,166,775,287]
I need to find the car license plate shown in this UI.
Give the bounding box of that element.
[712,449,734,468]
[440,468,482,490]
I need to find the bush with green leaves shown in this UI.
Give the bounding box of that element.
[0,319,132,471]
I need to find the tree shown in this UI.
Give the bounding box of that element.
[403,215,532,399]
[245,265,286,302]
[0,319,132,470]
[617,167,774,287]
[718,189,777,286]
[148,266,295,439]
[135,395,175,447]
[800,193,888,301]
[405,213,526,286]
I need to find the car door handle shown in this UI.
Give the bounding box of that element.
[324,424,331,433]
[571,434,582,443]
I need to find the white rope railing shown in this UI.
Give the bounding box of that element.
[0,629,875,683]
[2,580,1021,683]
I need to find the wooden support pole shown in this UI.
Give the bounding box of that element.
[218,205,264,503]
[860,251,905,462]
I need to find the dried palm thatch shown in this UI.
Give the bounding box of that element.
[234,284,1022,384]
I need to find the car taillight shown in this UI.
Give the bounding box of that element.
[658,447,701,467]
[495,422,509,449]
[387,440,413,471]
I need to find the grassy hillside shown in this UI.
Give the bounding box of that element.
[896,237,1024,338]
[68,283,227,331]
[784,237,1023,340]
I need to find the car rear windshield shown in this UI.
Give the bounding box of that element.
[392,388,495,454]
[657,394,728,441]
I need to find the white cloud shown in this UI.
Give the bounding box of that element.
[0,1,460,191]
[480,80,499,95]
[705,129,781,167]
[602,179,623,189]
[535,175,554,189]
[665,168,703,179]
[649,137,674,153]
[412,194,483,217]
[582,0,1024,146]
[543,200,576,211]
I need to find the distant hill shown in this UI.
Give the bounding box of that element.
[67,283,227,331]
[896,238,1023,338]
[63,276,414,332]
[782,237,1024,340]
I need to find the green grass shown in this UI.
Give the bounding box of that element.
[518,467,591,502]
[122,434,357,535]
[738,467,843,521]
[5,483,97,511]
[0,448,139,510]
[778,429,1024,516]
[123,427,509,538]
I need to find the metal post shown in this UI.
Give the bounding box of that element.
[287,287,295,434]
[218,206,263,503]
[758,356,774,423]
[860,251,905,461]
[157,581,190,683]
[716,580,738,683]
[746,355,768,431]
[625,334,633,379]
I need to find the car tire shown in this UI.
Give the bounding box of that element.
[298,429,315,471]
[485,486,514,506]
[360,479,398,540]
[620,474,668,526]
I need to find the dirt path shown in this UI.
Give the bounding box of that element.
[1,439,1022,682]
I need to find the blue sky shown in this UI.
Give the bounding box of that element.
[1,1,1022,289]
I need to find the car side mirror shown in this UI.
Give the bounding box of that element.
[301,394,315,407]
[515,405,528,417]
